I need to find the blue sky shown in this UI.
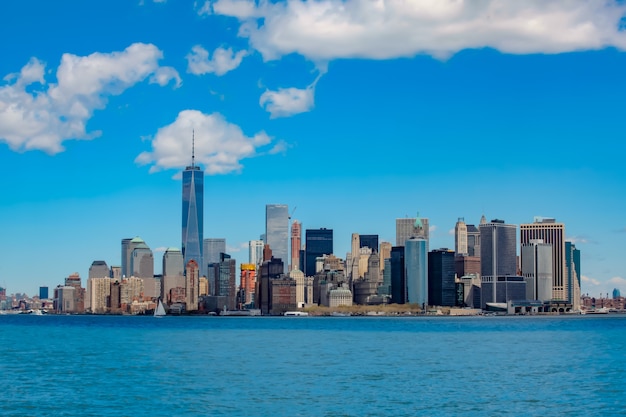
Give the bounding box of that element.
[1,0,625,297]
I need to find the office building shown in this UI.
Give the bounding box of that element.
[64,273,85,313]
[455,255,480,280]
[379,242,392,272]
[266,204,289,273]
[87,277,111,313]
[89,260,110,279]
[390,247,405,304]
[455,218,468,256]
[466,224,481,257]
[185,260,199,311]
[521,240,553,301]
[130,238,154,279]
[162,248,184,303]
[428,249,456,307]
[520,218,566,301]
[121,238,132,278]
[480,219,517,305]
[565,241,581,310]
[291,220,301,272]
[240,264,256,307]
[182,136,204,273]
[39,286,48,300]
[217,253,236,311]
[249,240,264,266]
[203,238,225,277]
[396,215,429,248]
[359,235,379,253]
[405,237,428,306]
[305,228,333,277]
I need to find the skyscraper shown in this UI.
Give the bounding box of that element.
[565,241,581,310]
[520,218,566,302]
[265,204,289,272]
[455,218,468,256]
[480,219,517,305]
[182,134,204,274]
[405,237,428,306]
[249,240,264,266]
[88,260,110,279]
[121,238,132,278]
[396,215,429,248]
[290,220,302,272]
[359,235,379,253]
[521,240,553,301]
[305,228,333,277]
[390,246,405,304]
[203,238,225,277]
[129,238,154,279]
[428,249,456,307]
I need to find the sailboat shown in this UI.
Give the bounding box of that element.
[154,299,167,318]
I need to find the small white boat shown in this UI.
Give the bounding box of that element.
[154,299,167,318]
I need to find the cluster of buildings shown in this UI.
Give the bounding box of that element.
[2,146,617,316]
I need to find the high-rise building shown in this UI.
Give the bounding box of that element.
[466,224,481,257]
[89,260,110,279]
[266,204,289,273]
[203,238,225,277]
[396,215,429,248]
[390,246,405,304]
[565,241,581,310]
[39,286,48,300]
[359,235,379,253]
[185,260,199,311]
[428,249,456,307]
[305,228,333,277]
[130,238,154,279]
[379,242,392,272]
[121,238,132,278]
[405,237,428,306]
[217,253,236,311]
[182,135,204,275]
[240,263,256,307]
[455,218,468,256]
[520,218,566,301]
[249,240,264,266]
[163,248,184,278]
[86,277,111,313]
[480,219,517,306]
[521,240,553,301]
[290,220,302,272]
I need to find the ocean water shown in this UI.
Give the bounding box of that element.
[1,315,625,416]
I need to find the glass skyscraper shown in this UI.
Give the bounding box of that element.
[305,228,333,277]
[265,204,289,273]
[182,160,204,272]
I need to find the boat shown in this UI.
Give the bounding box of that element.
[582,307,609,315]
[284,311,309,317]
[154,299,167,318]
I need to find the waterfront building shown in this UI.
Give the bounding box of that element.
[521,240,553,301]
[565,241,581,310]
[163,248,185,304]
[182,136,204,274]
[520,218,566,302]
[380,258,392,296]
[218,253,236,311]
[349,233,360,281]
[54,285,76,313]
[480,219,517,305]
[396,215,429,248]
[329,286,353,308]
[240,264,257,307]
[249,240,264,266]
[405,238,428,306]
[185,260,199,311]
[203,238,226,277]
[390,246,405,304]
[39,286,48,300]
[455,218,468,256]
[458,274,481,308]
[64,273,85,313]
[86,277,111,313]
[110,281,121,313]
[270,278,297,315]
[290,220,302,272]
[256,258,285,315]
[266,204,289,273]
[428,249,456,307]
[305,228,333,277]
[481,275,527,307]
[89,260,110,279]
[289,269,305,307]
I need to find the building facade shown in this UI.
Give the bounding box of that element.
[405,237,428,306]
[305,228,333,277]
[290,220,301,272]
[182,156,204,274]
[428,249,456,307]
[266,204,289,273]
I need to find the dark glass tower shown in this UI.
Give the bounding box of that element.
[182,134,204,273]
[305,228,333,277]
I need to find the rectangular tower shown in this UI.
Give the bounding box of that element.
[520,218,566,302]
[396,216,429,248]
[305,228,333,277]
[266,204,289,273]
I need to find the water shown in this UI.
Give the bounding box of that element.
[1,315,625,416]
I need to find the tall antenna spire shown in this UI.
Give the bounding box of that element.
[192,129,195,168]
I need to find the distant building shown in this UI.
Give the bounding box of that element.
[520,218,566,301]
[203,238,226,276]
[217,253,236,311]
[270,278,297,315]
[39,286,48,300]
[55,286,76,313]
[289,269,305,307]
[521,240,553,301]
[89,260,110,279]
[455,218,468,256]
[466,224,481,257]
[613,288,621,299]
[305,228,333,277]
[128,237,154,279]
[390,246,405,304]
[182,142,204,275]
[249,240,264,266]
[329,286,353,308]
[121,238,132,278]
[185,260,199,312]
[87,277,111,313]
[256,258,285,315]
[379,242,392,272]
[396,215,429,248]
[359,234,379,253]
[240,264,257,307]
[481,275,527,307]
[163,248,185,304]
[405,237,428,306]
[480,219,517,305]
[290,220,302,272]
[266,204,289,273]
[428,249,456,307]
[565,241,581,310]
[455,255,480,280]
[64,273,85,313]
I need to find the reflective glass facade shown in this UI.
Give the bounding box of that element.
[305,228,333,277]
[265,204,288,273]
[182,166,204,271]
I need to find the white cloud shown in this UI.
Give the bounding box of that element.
[150,67,182,87]
[186,45,248,76]
[259,85,315,118]
[608,277,626,285]
[0,43,180,154]
[581,275,600,286]
[136,109,274,175]
[211,0,626,62]
[429,225,437,233]
[448,228,455,236]
[567,236,589,244]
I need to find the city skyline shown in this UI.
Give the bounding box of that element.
[1,1,625,297]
